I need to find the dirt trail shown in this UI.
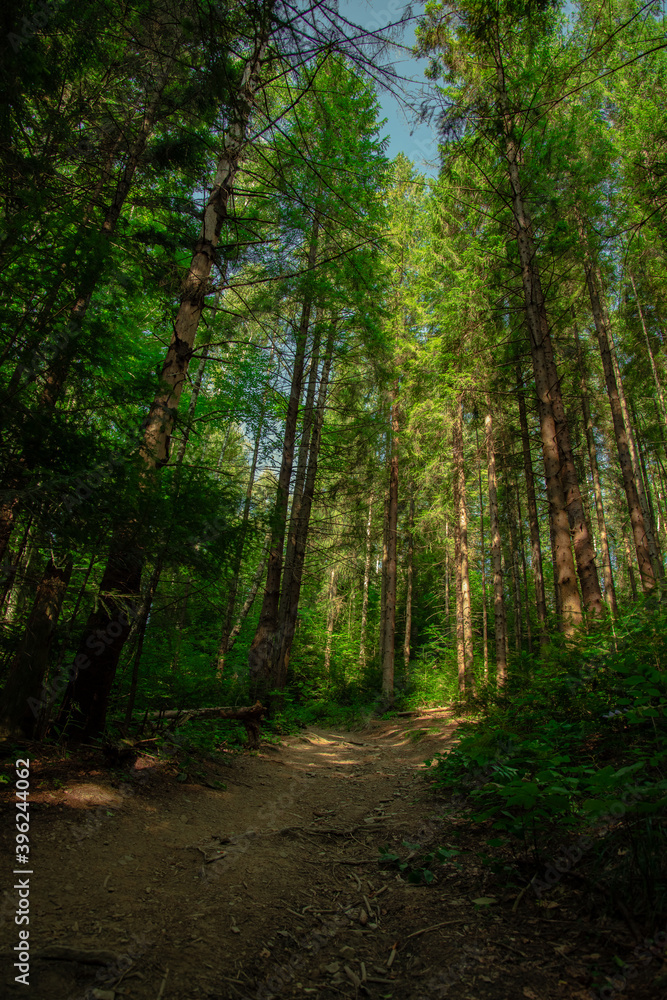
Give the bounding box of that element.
[0,712,642,1000]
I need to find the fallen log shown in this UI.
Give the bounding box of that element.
[146,701,265,748]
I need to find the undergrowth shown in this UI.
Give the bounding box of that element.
[424,601,667,927]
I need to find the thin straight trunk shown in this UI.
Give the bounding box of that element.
[359,493,373,668]
[550,523,562,624]
[382,388,399,704]
[324,569,337,678]
[52,546,101,681]
[495,54,582,634]
[217,405,264,676]
[581,245,655,592]
[609,326,663,579]
[403,495,414,671]
[68,32,270,737]
[379,471,389,665]
[622,529,638,601]
[516,367,548,641]
[630,273,667,438]
[278,317,323,634]
[580,379,618,615]
[454,498,465,690]
[506,491,523,654]
[248,275,313,696]
[476,428,488,680]
[632,403,662,564]
[515,481,533,654]
[123,556,163,733]
[444,520,450,629]
[453,398,474,694]
[273,322,335,689]
[485,405,507,687]
[224,533,271,661]
[0,557,73,738]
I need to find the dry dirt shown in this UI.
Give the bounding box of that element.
[1,710,664,1000]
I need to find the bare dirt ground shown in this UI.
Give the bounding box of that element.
[1,710,664,1000]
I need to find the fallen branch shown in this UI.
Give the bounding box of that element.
[146,702,265,748]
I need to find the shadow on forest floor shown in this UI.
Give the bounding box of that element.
[1,709,663,999]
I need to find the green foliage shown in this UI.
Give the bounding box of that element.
[425,603,667,849]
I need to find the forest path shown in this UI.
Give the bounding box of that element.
[2,711,610,1000]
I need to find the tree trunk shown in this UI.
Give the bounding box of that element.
[516,366,547,642]
[582,251,655,592]
[68,31,270,736]
[359,493,373,668]
[382,389,399,704]
[575,330,618,615]
[453,398,474,694]
[444,519,450,629]
[476,427,488,680]
[273,322,335,690]
[248,215,320,701]
[506,485,523,654]
[630,273,667,439]
[218,533,271,675]
[495,53,582,634]
[515,480,533,654]
[485,404,507,687]
[609,324,663,580]
[217,405,264,673]
[324,568,337,678]
[0,557,73,738]
[403,494,414,671]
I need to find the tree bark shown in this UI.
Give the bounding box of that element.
[516,365,548,642]
[220,533,271,671]
[453,398,474,694]
[324,568,337,678]
[630,273,667,440]
[273,322,335,690]
[248,215,320,699]
[217,404,264,674]
[476,427,488,680]
[582,250,655,592]
[574,329,618,615]
[359,493,373,668]
[494,50,582,634]
[403,494,414,671]
[485,404,507,687]
[68,30,271,737]
[382,388,399,704]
